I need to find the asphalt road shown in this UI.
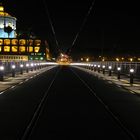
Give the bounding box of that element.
[1,66,140,140]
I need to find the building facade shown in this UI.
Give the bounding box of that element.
[0,4,16,38]
[0,38,47,62]
[0,3,50,63]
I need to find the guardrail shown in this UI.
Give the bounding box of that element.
[0,61,58,81]
[71,61,140,84]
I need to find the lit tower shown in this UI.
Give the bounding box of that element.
[0,3,16,38]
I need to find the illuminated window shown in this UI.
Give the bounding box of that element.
[12,39,18,45]
[19,39,26,45]
[4,46,10,52]
[34,40,41,46]
[34,47,40,53]
[12,46,18,52]
[0,39,3,45]
[4,39,10,45]
[19,46,26,52]
[0,46,2,52]
[29,46,33,52]
[0,6,4,12]
[28,39,33,45]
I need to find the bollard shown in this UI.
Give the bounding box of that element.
[94,65,97,72]
[26,63,29,73]
[130,69,134,84]
[30,63,34,71]
[20,64,23,74]
[102,65,105,74]
[11,65,16,77]
[108,66,112,76]
[98,65,100,73]
[117,67,121,80]
[0,66,4,81]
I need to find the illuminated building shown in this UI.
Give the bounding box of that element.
[0,38,46,62]
[0,3,16,38]
[0,38,50,62]
[0,38,51,62]
[0,3,50,62]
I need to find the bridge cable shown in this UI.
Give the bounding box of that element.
[67,0,96,55]
[42,0,61,53]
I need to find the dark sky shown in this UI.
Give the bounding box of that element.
[2,0,140,58]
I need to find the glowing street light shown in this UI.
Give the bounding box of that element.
[20,64,24,74]
[20,64,24,68]
[26,63,29,73]
[130,68,134,84]
[0,66,4,71]
[0,66,4,81]
[11,65,16,77]
[108,66,112,76]
[11,65,16,69]
[102,65,105,74]
[94,64,97,71]
[30,63,34,71]
[117,67,121,79]
[97,65,101,73]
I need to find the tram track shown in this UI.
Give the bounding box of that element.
[20,67,60,140]
[18,66,137,140]
[70,68,136,140]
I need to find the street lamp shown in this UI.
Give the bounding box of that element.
[30,63,34,71]
[98,65,101,73]
[11,65,16,77]
[108,66,112,76]
[102,65,105,74]
[94,64,97,72]
[20,64,24,74]
[117,67,121,79]
[0,66,4,81]
[26,63,29,73]
[130,68,134,84]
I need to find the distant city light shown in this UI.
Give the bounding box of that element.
[130,58,133,62]
[116,58,119,61]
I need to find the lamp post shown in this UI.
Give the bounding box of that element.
[30,63,34,71]
[130,68,134,84]
[11,65,16,77]
[20,64,24,74]
[0,66,4,81]
[98,65,100,73]
[117,67,121,79]
[108,66,112,76]
[26,63,29,73]
[94,65,97,72]
[102,65,105,74]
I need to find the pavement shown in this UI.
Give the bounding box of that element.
[0,66,55,93]
[74,66,140,95]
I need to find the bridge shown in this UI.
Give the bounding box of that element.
[0,61,140,139]
[0,1,140,139]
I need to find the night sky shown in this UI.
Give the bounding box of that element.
[2,0,140,58]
